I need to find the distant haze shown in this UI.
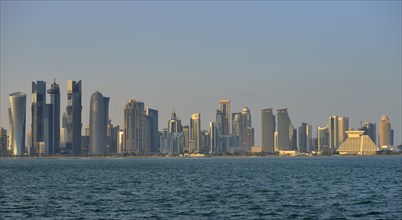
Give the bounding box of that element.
[1,1,401,145]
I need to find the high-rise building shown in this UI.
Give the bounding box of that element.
[146,108,159,153]
[290,126,297,151]
[243,127,254,150]
[298,123,307,152]
[89,91,108,155]
[0,128,8,156]
[241,107,252,149]
[338,116,349,146]
[182,125,189,152]
[277,109,291,151]
[361,122,376,144]
[209,122,219,153]
[317,126,329,152]
[298,123,312,153]
[168,110,182,133]
[31,81,46,155]
[46,80,60,155]
[261,108,275,153]
[65,80,82,155]
[379,115,391,147]
[190,113,201,153]
[306,124,312,152]
[329,116,338,149]
[219,99,230,135]
[123,99,146,154]
[8,92,26,156]
[390,129,394,146]
[231,112,242,148]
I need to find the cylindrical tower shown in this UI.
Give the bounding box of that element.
[89,91,106,155]
[8,92,27,156]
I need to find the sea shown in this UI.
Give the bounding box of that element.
[1,156,401,219]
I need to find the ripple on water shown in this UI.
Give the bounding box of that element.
[1,157,401,219]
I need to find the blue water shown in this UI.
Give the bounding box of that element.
[1,156,401,219]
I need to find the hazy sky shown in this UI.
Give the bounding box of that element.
[1,1,401,145]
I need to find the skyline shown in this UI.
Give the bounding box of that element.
[1,1,401,145]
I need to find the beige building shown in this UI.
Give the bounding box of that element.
[379,115,391,147]
[336,130,379,155]
[338,116,349,146]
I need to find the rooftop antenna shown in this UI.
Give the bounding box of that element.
[96,83,98,92]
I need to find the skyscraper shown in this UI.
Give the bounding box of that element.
[168,110,182,133]
[298,123,307,152]
[183,125,189,152]
[209,122,219,153]
[89,91,108,155]
[379,115,391,147]
[66,80,82,155]
[219,99,230,135]
[338,116,349,146]
[123,99,146,154]
[46,80,60,155]
[261,108,275,153]
[231,112,242,148]
[361,122,376,144]
[8,92,26,156]
[190,113,201,153]
[277,109,291,151]
[241,107,252,149]
[31,81,46,155]
[146,108,159,153]
[329,116,338,149]
[317,126,329,152]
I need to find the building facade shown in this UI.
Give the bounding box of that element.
[379,115,391,147]
[8,92,26,156]
[261,108,275,153]
[65,80,82,155]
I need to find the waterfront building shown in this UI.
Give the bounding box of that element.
[190,113,201,153]
[329,116,338,149]
[219,99,230,135]
[183,125,189,152]
[8,92,26,156]
[31,81,46,155]
[46,80,60,155]
[117,130,124,154]
[338,116,349,146]
[65,80,82,155]
[0,128,7,156]
[261,108,275,153]
[146,108,159,153]
[241,107,253,149]
[123,99,146,154]
[336,130,379,155]
[277,109,291,151]
[298,123,312,153]
[232,112,242,148]
[89,91,109,155]
[360,122,376,145]
[168,110,182,133]
[317,126,329,152]
[209,122,219,153]
[379,115,391,147]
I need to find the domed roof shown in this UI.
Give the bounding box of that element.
[381,115,389,121]
[242,106,250,114]
[91,91,104,101]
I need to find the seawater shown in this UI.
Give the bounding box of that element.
[1,156,401,219]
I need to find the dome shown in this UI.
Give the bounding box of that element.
[381,115,389,121]
[242,106,250,114]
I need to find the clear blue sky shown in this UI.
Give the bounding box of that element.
[1,1,401,145]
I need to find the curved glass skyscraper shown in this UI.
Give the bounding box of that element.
[8,92,26,156]
[89,91,108,155]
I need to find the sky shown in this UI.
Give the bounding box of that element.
[1,1,401,145]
